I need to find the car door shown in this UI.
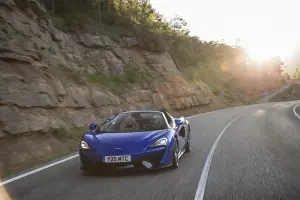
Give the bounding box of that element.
[161,110,186,152]
[177,125,186,153]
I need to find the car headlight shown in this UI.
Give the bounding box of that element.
[80,141,91,149]
[149,137,168,148]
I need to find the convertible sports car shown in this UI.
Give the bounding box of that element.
[79,109,191,172]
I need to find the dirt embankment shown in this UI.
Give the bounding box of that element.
[269,81,300,102]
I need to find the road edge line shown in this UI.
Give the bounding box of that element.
[193,116,240,200]
[186,107,239,119]
[0,154,79,186]
[293,103,300,120]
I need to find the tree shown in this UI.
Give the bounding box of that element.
[140,0,149,23]
[282,72,291,81]
[51,0,54,16]
[38,0,55,15]
[234,38,241,48]
[169,14,189,36]
[262,56,285,79]
[293,68,300,79]
[94,0,103,24]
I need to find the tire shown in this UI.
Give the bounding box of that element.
[172,140,179,169]
[186,126,191,153]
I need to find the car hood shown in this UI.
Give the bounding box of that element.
[90,129,169,154]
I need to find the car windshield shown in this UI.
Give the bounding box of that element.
[99,112,168,133]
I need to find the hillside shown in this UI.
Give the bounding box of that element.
[0,0,286,177]
[269,81,300,102]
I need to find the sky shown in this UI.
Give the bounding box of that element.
[151,0,300,71]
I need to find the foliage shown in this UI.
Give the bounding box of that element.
[39,0,186,35]
[282,72,291,81]
[56,62,143,87]
[211,86,221,96]
[47,45,56,55]
[56,64,86,85]
[169,14,189,36]
[86,67,142,84]
[52,127,87,140]
[135,25,171,52]
[293,68,300,79]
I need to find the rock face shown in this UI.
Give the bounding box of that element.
[0,0,215,138]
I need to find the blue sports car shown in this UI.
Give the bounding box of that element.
[79,109,191,172]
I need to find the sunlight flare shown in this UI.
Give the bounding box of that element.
[0,185,12,200]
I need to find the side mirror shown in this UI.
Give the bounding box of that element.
[175,117,184,126]
[89,123,97,131]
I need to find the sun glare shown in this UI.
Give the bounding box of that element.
[245,40,293,62]
[234,15,295,62]
[152,0,300,66]
[247,48,275,61]
[0,185,12,200]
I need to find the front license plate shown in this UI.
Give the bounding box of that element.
[104,155,131,163]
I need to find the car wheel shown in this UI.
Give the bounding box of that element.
[172,141,179,169]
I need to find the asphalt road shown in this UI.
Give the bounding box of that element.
[1,101,300,200]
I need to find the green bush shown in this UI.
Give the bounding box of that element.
[56,62,144,90]
[170,36,210,70]
[124,69,142,83]
[57,64,86,85]
[211,87,221,96]
[52,127,87,140]
[136,26,169,52]
[85,73,121,88]
[84,68,143,91]
[52,15,69,33]
[47,45,56,55]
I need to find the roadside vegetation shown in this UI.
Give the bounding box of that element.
[38,0,288,104]
[269,82,300,102]
[55,63,153,93]
[293,68,300,79]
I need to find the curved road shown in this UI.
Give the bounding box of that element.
[1,101,300,200]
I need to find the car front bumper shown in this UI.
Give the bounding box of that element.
[79,146,172,171]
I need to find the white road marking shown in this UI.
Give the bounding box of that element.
[0,154,79,186]
[186,108,230,119]
[293,103,300,120]
[193,116,240,200]
[186,104,259,119]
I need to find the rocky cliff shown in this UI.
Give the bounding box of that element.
[0,0,220,175]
